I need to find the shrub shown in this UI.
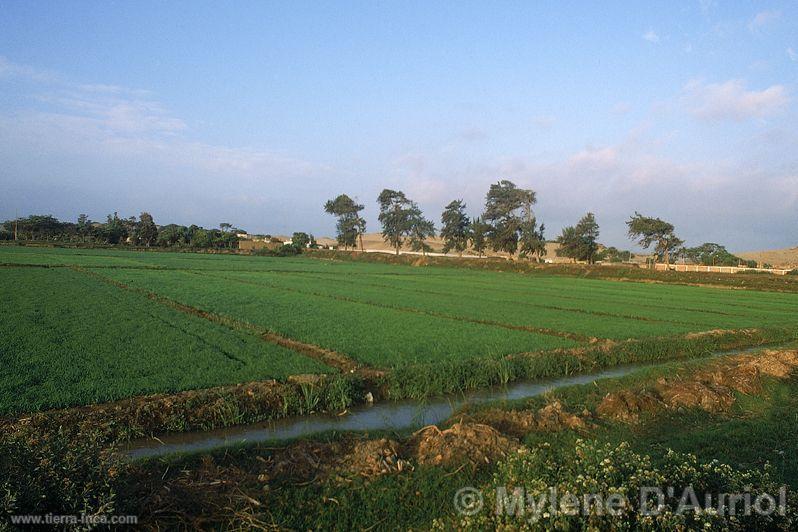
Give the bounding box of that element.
[253,243,303,257]
[437,440,796,530]
[0,425,127,526]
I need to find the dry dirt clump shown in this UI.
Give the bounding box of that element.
[469,401,588,438]
[684,329,735,339]
[595,390,662,423]
[258,437,409,483]
[737,349,798,378]
[653,378,735,412]
[332,438,411,478]
[536,401,588,431]
[407,422,521,467]
[597,350,798,423]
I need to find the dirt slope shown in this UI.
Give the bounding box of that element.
[737,247,798,269]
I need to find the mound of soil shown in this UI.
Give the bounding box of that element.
[470,401,588,438]
[333,438,410,478]
[738,350,798,378]
[262,437,409,482]
[597,349,798,423]
[407,422,520,467]
[536,401,588,431]
[596,390,661,423]
[654,378,735,412]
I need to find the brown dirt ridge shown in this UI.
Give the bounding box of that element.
[597,349,798,423]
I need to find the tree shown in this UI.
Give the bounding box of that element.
[292,232,311,249]
[190,228,211,248]
[76,214,92,243]
[470,216,490,257]
[556,226,581,262]
[519,218,546,261]
[483,180,536,255]
[440,200,471,255]
[219,222,233,233]
[157,224,187,247]
[377,189,414,255]
[626,212,683,265]
[575,213,600,264]
[407,204,435,255]
[557,213,600,263]
[102,213,128,245]
[682,243,751,267]
[596,246,634,263]
[324,194,366,251]
[135,212,158,247]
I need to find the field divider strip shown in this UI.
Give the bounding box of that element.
[197,271,595,343]
[71,266,367,375]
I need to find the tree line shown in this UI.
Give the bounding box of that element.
[325,181,549,259]
[324,180,756,266]
[0,213,241,249]
[2,181,758,266]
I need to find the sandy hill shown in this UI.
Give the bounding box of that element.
[317,233,574,262]
[737,247,798,269]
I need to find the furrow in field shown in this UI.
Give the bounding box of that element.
[198,271,591,342]
[295,269,745,318]
[0,267,333,415]
[98,268,575,368]
[372,270,798,314]
[202,271,707,340]
[347,271,798,323]
[275,270,767,328]
[77,268,364,374]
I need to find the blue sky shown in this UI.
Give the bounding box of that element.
[1,1,796,250]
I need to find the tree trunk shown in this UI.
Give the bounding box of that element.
[359,234,364,252]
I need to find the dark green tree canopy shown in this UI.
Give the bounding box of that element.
[377,189,433,255]
[469,216,490,257]
[596,246,634,263]
[291,232,311,249]
[556,212,600,263]
[440,200,471,255]
[519,218,546,261]
[682,243,753,267]
[483,180,537,255]
[408,204,436,255]
[324,194,366,250]
[135,212,158,247]
[626,212,683,264]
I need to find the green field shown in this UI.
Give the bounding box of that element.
[2,245,798,415]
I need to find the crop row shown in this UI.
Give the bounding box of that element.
[100,268,575,368]
[204,270,798,337]
[0,268,332,415]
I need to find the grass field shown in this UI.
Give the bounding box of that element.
[2,245,798,415]
[0,267,333,414]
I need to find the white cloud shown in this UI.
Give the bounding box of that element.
[748,10,781,33]
[568,146,619,170]
[0,56,329,183]
[0,55,59,83]
[642,29,660,43]
[682,79,790,122]
[788,47,798,62]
